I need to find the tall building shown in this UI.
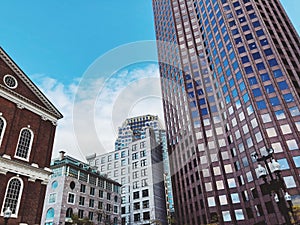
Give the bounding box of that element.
[153,0,300,224]
[87,115,172,225]
[0,47,63,225]
[41,152,121,225]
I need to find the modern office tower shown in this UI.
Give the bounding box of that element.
[153,0,300,224]
[0,47,63,225]
[87,115,172,225]
[41,152,121,225]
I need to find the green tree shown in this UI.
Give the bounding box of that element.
[70,214,94,225]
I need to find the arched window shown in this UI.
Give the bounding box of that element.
[46,208,55,220]
[15,128,33,160]
[1,177,23,217]
[0,116,6,147]
[113,217,118,225]
[66,208,73,218]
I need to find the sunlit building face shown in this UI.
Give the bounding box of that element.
[153,0,300,224]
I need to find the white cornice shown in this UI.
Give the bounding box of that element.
[0,87,58,123]
[0,47,63,119]
[0,156,52,184]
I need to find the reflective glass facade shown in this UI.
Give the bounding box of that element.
[153,0,300,224]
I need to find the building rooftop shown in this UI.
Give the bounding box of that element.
[51,152,121,186]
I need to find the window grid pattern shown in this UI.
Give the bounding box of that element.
[0,117,5,146]
[2,178,22,215]
[16,129,32,159]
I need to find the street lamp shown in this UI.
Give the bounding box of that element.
[4,207,12,225]
[252,148,294,225]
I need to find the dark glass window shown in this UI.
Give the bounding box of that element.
[236,9,243,15]
[245,33,253,40]
[252,88,262,97]
[142,189,149,197]
[257,100,267,110]
[249,42,257,50]
[268,59,278,67]
[256,62,265,71]
[238,46,246,54]
[201,108,208,115]
[261,73,270,81]
[133,191,139,199]
[260,39,268,46]
[246,5,253,11]
[241,56,249,63]
[270,97,280,106]
[229,21,236,27]
[245,66,253,74]
[253,21,260,27]
[252,52,261,60]
[235,37,242,44]
[273,69,283,78]
[232,29,239,35]
[242,25,250,31]
[265,84,275,94]
[256,29,264,36]
[248,77,257,85]
[233,1,240,7]
[264,48,273,56]
[249,13,257,19]
[278,81,288,90]
[239,16,246,23]
[283,93,294,103]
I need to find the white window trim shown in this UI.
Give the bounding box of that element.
[48,192,57,204]
[67,192,76,204]
[14,127,34,161]
[0,115,7,147]
[1,176,24,218]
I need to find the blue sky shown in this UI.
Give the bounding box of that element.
[0,0,156,84]
[0,1,299,160]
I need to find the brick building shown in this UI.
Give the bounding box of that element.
[0,47,63,225]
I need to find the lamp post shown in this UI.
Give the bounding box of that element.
[252,148,294,225]
[3,207,12,225]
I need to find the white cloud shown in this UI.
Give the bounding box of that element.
[32,63,164,161]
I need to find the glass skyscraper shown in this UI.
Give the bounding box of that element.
[153,0,300,224]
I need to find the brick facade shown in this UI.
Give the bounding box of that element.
[0,47,62,225]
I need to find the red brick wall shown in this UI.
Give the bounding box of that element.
[0,173,47,225]
[0,54,59,225]
[0,97,56,168]
[0,58,46,106]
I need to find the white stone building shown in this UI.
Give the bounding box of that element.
[87,117,168,225]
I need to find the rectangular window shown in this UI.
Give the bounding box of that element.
[49,193,56,203]
[134,202,140,210]
[79,196,85,206]
[141,159,147,167]
[133,191,140,199]
[142,189,149,197]
[88,212,93,221]
[78,209,84,219]
[98,201,103,209]
[80,184,86,193]
[143,200,150,208]
[106,203,112,212]
[90,187,95,195]
[68,193,75,204]
[89,199,94,208]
